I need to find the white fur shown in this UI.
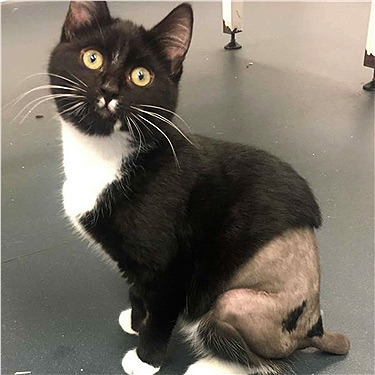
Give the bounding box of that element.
[61,119,133,222]
[180,319,207,356]
[180,320,201,343]
[114,120,122,131]
[185,357,279,375]
[108,99,118,113]
[119,309,138,335]
[184,357,248,375]
[98,97,105,108]
[122,349,160,375]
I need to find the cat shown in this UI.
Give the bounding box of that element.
[48,2,350,374]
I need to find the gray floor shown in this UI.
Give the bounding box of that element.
[2,2,374,374]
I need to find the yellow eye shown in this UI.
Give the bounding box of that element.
[130,67,152,87]
[82,49,103,70]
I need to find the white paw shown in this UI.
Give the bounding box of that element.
[185,356,248,375]
[119,309,138,335]
[122,349,160,375]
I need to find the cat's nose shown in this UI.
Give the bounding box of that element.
[100,81,119,103]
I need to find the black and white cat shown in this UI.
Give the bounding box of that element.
[49,2,350,374]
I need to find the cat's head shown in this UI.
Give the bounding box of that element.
[49,1,193,136]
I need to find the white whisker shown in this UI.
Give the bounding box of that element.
[138,104,191,130]
[69,72,88,88]
[54,101,86,118]
[15,94,84,124]
[52,100,87,120]
[6,84,86,110]
[131,106,195,147]
[13,93,69,122]
[129,116,144,157]
[75,102,88,118]
[17,72,85,90]
[78,106,91,124]
[125,116,135,139]
[133,113,181,170]
[138,117,153,136]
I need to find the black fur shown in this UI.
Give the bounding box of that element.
[282,300,307,333]
[49,1,322,370]
[307,315,324,338]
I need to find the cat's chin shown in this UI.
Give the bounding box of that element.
[61,115,120,137]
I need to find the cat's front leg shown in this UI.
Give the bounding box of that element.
[122,292,182,375]
[122,349,161,375]
[120,287,147,335]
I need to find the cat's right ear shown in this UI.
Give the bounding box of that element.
[61,1,111,42]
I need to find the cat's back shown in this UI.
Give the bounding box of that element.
[192,134,322,230]
[195,134,314,191]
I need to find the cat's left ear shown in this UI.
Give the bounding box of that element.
[150,3,193,77]
[61,1,111,42]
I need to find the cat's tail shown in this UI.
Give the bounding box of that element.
[181,317,290,375]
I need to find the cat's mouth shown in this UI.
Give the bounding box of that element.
[96,97,119,119]
[97,107,115,118]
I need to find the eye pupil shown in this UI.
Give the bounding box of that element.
[138,71,144,80]
[90,54,97,63]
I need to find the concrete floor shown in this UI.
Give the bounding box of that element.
[2,2,374,374]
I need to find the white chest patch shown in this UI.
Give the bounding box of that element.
[61,119,133,225]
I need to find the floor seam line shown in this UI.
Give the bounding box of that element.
[2,240,73,264]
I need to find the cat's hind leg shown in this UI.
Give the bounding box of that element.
[182,288,309,375]
[213,288,350,359]
[183,287,350,375]
[181,299,287,375]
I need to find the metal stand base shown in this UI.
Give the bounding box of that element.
[363,79,375,91]
[363,70,375,91]
[224,32,242,50]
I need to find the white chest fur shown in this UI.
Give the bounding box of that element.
[61,120,133,222]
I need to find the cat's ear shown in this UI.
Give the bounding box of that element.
[61,1,111,42]
[150,3,193,76]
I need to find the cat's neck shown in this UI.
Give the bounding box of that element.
[61,119,133,176]
[60,118,134,217]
